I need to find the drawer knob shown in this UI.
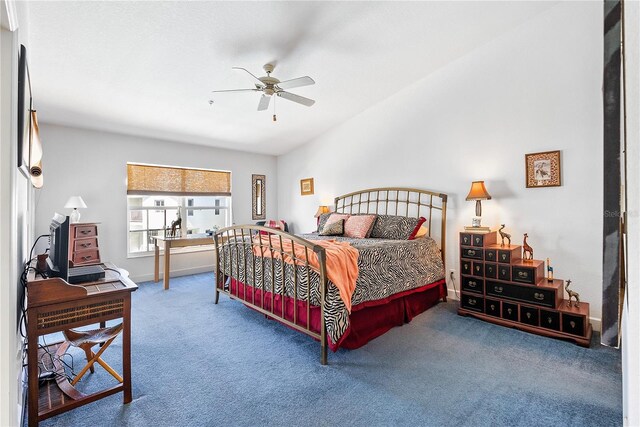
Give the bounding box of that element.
[518,271,527,278]
[569,321,576,329]
[507,308,513,315]
[468,298,477,306]
[469,281,476,288]
[81,243,91,248]
[82,255,92,261]
[468,250,476,256]
[81,230,91,234]
[534,293,544,301]
[501,254,507,260]
[494,286,503,293]
[490,304,496,310]
[526,312,532,319]
[547,317,553,324]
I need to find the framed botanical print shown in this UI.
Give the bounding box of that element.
[300,178,314,196]
[525,150,561,188]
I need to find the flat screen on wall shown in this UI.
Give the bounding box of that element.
[17,44,31,178]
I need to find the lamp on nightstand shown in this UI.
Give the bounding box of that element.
[465,181,491,231]
[65,196,87,224]
[314,205,330,218]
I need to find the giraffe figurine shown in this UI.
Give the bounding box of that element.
[565,279,580,308]
[522,233,534,261]
[498,224,511,247]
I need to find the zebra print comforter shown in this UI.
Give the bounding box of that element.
[218,234,445,347]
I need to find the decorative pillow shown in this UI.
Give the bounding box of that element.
[317,212,333,232]
[319,219,344,236]
[259,219,287,235]
[370,215,426,240]
[413,224,429,239]
[344,215,377,239]
[325,213,350,227]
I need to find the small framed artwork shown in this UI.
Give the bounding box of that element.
[300,178,314,196]
[525,150,561,188]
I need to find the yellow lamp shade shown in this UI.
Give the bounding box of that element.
[314,205,330,218]
[466,181,492,201]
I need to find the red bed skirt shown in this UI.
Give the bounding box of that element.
[227,278,447,351]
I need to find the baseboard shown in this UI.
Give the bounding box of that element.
[130,265,214,283]
[446,286,602,332]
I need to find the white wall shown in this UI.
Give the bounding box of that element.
[622,0,639,424]
[35,124,278,282]
[277,2,604,324]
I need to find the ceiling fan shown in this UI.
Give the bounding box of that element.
[210,63,315,119]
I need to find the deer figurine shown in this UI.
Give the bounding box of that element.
[565,279,580,308]
[168,211,182,237]
[498,224,511,247]
[522,233,534,261]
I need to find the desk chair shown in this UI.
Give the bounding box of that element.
[63,323,124,386]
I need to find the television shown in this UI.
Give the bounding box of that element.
[46,213,69,281]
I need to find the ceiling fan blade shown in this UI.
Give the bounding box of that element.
[257,94,271,111]
[232,67,265,88]
[276,76,315,90]
[211,88,260,94]
[277,91,315,107]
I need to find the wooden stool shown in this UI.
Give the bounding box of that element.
[63,323,124,386]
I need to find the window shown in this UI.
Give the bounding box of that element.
[126,164,232,256]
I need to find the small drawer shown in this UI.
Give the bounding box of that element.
[73,237,98,252]
[472,234,484,247]
[460,233,472,246]
[460,294,484,313]
[498,265,511,281]
[498,250,512,264]
[485,298,501,317]
[520,306,539,326]
[461,276,484,294]
[472,262,484,277]
[485,249,497,262]
[485,263,497,279]
[512,266,536,285]
[461,260,472,276]
[461,247,483,260]
[73,225,98,238]
[486,281,555,308]
[562,313,586,337]
[540,310,560,331]
[71,249,100,266]
[502,302,518,321]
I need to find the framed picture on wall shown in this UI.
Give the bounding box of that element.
[17,44,31,178]
[300,178,314,196]
[525,150,561,188]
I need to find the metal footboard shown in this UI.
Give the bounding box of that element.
[213,225,329,365]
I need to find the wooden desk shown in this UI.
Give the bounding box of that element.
[26,263,138,427]
[151,234,214,290]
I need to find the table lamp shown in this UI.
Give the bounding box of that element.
[464,181,491,231]
[65,196,87,224]
[314,206,330,218]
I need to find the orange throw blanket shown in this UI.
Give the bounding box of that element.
[253,236,359,312]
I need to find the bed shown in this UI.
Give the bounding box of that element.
[213,187,448,364]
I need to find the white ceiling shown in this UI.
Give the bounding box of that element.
[24,1,558,155]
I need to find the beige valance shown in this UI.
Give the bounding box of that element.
[127,164,231,196]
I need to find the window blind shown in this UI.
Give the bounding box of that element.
[127,164,231,196]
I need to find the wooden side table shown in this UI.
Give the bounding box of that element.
[26,263,137,426]
[151,234,214,290]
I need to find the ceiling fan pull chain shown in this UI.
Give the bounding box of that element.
[273,95,277,122]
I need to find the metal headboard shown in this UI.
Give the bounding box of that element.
[334,187,448,263]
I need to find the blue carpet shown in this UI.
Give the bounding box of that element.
[38,273,622,426]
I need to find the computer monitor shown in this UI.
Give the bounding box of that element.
[46,213,69,281]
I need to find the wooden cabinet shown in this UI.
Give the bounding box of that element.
[458,231,592,347]
[68,223,101,267]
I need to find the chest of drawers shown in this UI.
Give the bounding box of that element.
[68,223,101,267]
[457,230,592,347]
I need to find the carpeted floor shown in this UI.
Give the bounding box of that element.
[38,272,622,427]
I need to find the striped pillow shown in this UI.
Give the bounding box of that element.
[344,215,377,239]
[319,219,345,236]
